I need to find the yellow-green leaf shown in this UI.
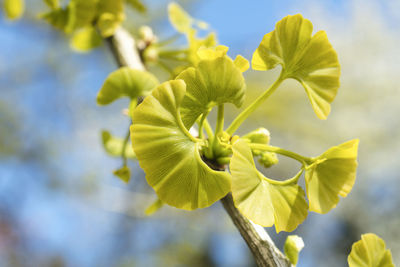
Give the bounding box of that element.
[168,2,192,33]
[305,139,359,214]
[43,0,59,9]
[4,0,24,20]
[41,8,69,31]
[125,0,146,13]
[145,198,164,216]
[97,67,159,105]
[234,55,250,72]
[131,80,231,210]
[230,140,308,232]
[284,235,304,265]
[101,130,135,159]
[96,12,122,38]
[70,26,102,53]
[176,50,246,128]
[348,233,394,267]
[113,166,131,183]
[187,30,217,65]
[65,0,97,33]
[252,14,340,120]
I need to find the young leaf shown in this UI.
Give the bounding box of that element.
[97,67,159,105]
[145,198,164,216]
[65,0,97,33]
[176,50,246,128]
[230,140,308,232]
[113,166,131,183]
[234,55,250,72]
[187,30,217,65]
[305,139,359,214]
[96,12,122,38]
[43,0,59,9]
[125,0,147,13]
[284,235,304,265]
[168,2,192,33]
[131,80,231,210]
[252,14,340,120]
[101,130,135,159]
[70,26,102,53]
[41,8,69,31]
[348,233,394,267]
[4,0,24,20]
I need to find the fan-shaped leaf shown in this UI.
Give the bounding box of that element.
[65,0,97,33]
[131,80,231,210]
[4,0,24,20]
[113,166,131,183]
[230,140,308,232]
[348,233,394,267]
[41,8,69,31]
[176,52,246,128]
[70,26,102,53]
[252,14,340,120]
[97,67,159,105]
[305,139,359,214]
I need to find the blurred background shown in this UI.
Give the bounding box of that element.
[1,0,399,266]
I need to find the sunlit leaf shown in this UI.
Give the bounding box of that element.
[230,140,308,232]
[97,67,159,105]
[101,130,135,159]
[284,235,304,265]
[65,0,97,33]
[98,0,124,17]
[234,55,250,72]
[113,166,131,183]
[348,233,394,267]
[4,0,24,20]
[252,14,340,120]
[70,26,102,53]
[176,50,246,128]
[125,0,147,13]
[96,12,122,37]
[43,0,59,9]
[305,139,359,214]
[131,80,231,210]
[41,8,69,31]
[197,45,228,61]
[187,30,217,65]
[145,198,164,216]
[168,2,192,33]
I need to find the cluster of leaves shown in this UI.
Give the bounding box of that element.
[39,0,145,52]
[3,1,396,266]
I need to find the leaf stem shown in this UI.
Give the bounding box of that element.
[203,118,214,139]
[249,143,313,165]
[121,125,131,166]
[226,73,285,135]
[176,108,200,143]
[198,109,210,139]
[215,104,225,135]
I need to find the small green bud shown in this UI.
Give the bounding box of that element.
[258,151,278,168]
[242,127,270,144]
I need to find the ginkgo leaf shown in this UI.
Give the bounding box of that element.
[348,233,394,267]
[125,0,147,13]
[234,55,250,72]
[97,67,159,105]
[305,139,359,214]
[113,166,131,183]
[101,130,135,159]
[252,14,340,120]
[145,198,164,216]
[41,8,69,31]
[284,235,304,265]
[168,2,192,33]
[43,0,59,9]
[230,140,308,232]
[65,0,97,33]
[131,80,231,210]
[187,29,217,65]
[4,0,24,20]
[176,50,246,128]
[96,12,123,38]
[70,26,102,53]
